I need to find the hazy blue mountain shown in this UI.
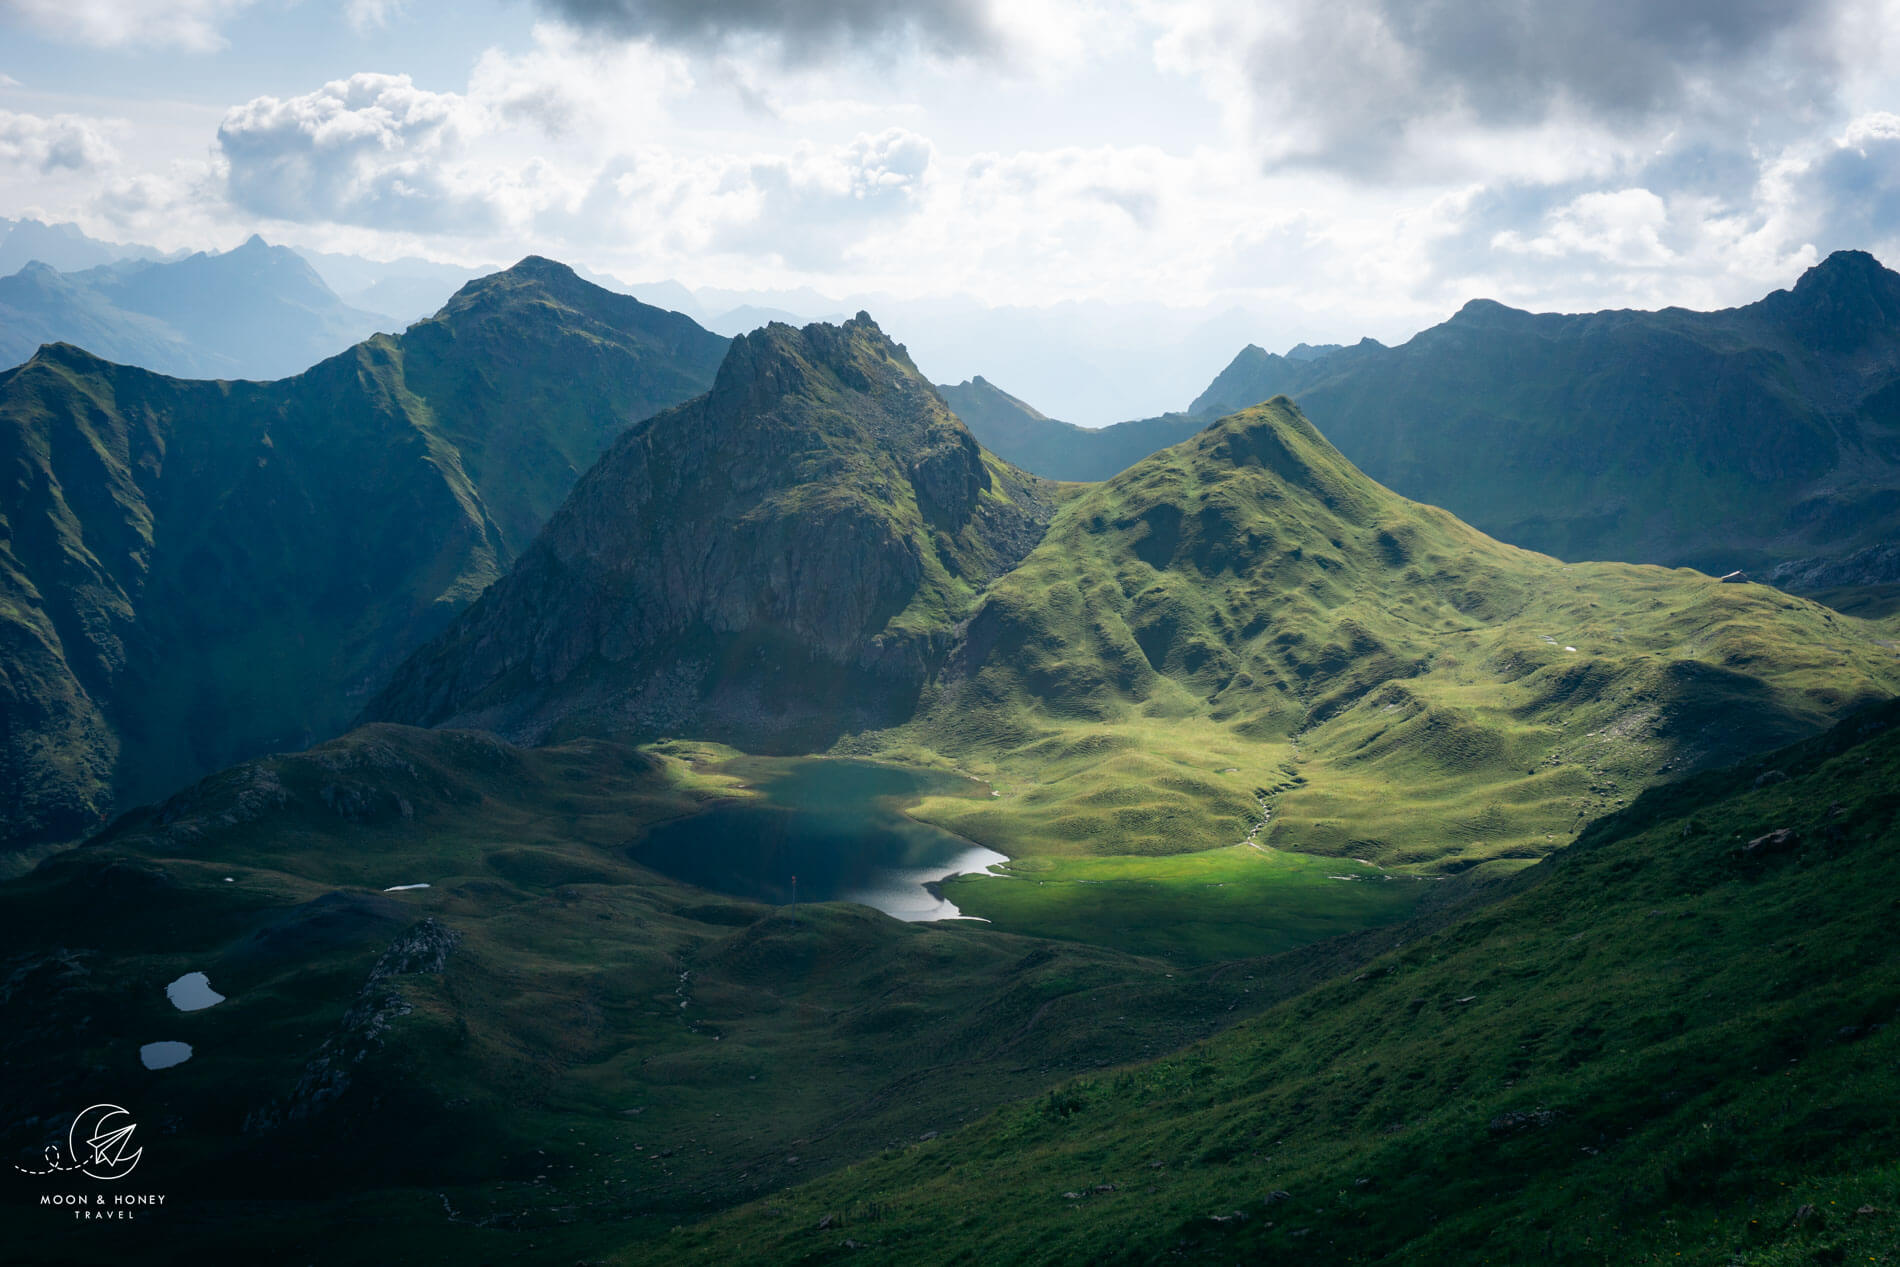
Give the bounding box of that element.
[0,262,196,372]
[569,266,711,325]
[1,236,390,379]
[0,218,167,275]
[294,247,491,326]
[707,303,850,336]
[938,374,1208,481]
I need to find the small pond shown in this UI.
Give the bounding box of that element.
[165,971,225,1012]
[629,758,1005,921]
[140,1041,192,1070]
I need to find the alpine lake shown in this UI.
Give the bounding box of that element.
[628,757,1006,921]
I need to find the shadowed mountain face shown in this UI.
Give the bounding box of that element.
[0,258,729,850]
[1190,250,1900,573]
[365,315,1057,751]
[0,236,389,381]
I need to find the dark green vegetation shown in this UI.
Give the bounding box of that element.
[0,725,1288,1265]
[0,236,386,380]
[0,257,729,853]
[635,699,1900,1267]
[366,314,1057,751]
[938,375,1205,483]
[957,251,1900,582]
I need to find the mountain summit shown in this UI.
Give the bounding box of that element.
[366,315,1055,749]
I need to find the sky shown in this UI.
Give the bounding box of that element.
[3,0,1900,421]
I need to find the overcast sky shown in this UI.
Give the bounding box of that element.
[3,0,1899,416]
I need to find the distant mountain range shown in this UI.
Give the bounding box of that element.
[0,219,1250,420]
[0,258,728,850]
[0,236,389,380]
[937,375,1209,482]
[0,217,172,275]
[948,250,1900,577]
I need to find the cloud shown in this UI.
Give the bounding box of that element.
[345,0,404,32]
[664,127,937,269]
[0,0,258,51]
[466,22,689,140]
[217,73,504,233]
[1494,188,1676,267]
[1808,111,1900,251]
[533,0,1001,61]
[1152,0,1850,180]
[0,109,119,172]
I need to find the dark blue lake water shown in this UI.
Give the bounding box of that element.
[629,758,1005,920]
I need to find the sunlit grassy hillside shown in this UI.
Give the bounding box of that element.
[867,398,1900,874]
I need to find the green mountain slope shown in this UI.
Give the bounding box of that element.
[869,397,1899,870]
[0,258,729,852]
[635,698,1900,1266]
[365,315,1057,751]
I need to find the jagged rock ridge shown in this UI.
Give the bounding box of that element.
[365,315,1056,750]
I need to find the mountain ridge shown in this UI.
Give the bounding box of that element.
[1186,250,1900,573]
[364,314,1056,751]
[0,257,730,851]
[955,252,1900,580]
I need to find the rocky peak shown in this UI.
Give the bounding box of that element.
[1760,249,1900,354]
[364,312,1052,750]
[1447,297,1528,327]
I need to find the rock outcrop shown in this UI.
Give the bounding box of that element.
[365,315,1056,750]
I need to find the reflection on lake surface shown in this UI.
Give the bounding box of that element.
[165,971,225,1012]
[630,758,1006,921]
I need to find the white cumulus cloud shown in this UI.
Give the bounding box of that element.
[217,72,507,233]
[0,109,119,172]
